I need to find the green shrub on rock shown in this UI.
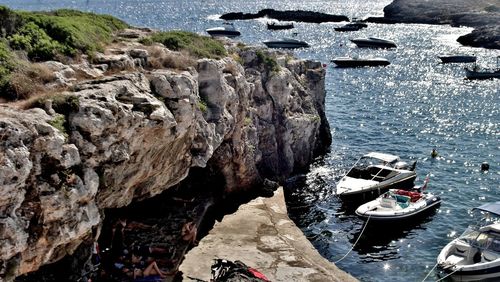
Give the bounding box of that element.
[8,22,66,60]
[0,6,129,60]
[145,31,227,59]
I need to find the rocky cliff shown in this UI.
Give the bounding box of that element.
[0,34,331,280]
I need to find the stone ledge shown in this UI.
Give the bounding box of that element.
[179,187,357,282]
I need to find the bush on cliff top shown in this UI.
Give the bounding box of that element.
[0,39,17,99]
[0,6,128,100]
[143,31,227,59]
[11,8,129,59]
[0,6,128,61]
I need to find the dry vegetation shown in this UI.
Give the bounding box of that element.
[5,62,59,100]
[144,45,196,70]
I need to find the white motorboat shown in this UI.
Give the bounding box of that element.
[437,202,500,281]
[439,55,477,64]
[465,57,500,80]
[263,38,310,49]
[206,22,241,38]
[350,37,397,48]
[355,178,441,221]
[331,56,390,68]
[336,152,417,200]
[465,68,500,80]
[267,22,294,30]
[334,22,367,32]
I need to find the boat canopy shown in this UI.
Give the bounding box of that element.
[474,202,500,217]
[479,223,500,233]
[363,152,399,163]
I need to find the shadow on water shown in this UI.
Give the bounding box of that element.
[351,207,440,256]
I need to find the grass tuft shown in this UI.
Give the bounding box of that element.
[256,50,279,73]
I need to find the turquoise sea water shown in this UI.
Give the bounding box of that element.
[2,1,498,281]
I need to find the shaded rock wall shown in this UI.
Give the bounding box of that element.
[0,43,331,279]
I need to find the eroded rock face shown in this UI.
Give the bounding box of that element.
[0,44,330,279]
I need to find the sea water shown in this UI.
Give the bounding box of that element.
[1,1,498,281]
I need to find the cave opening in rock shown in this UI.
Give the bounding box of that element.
[14,160,278,282]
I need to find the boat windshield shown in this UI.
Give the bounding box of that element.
[356,156,397,168]
[459,227,500,252]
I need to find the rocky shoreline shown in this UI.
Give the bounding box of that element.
[221,9,348,23]
[378,0,500,49]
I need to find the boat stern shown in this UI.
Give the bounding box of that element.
[437,239,469,272]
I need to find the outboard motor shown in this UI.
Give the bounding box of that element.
[409,161,417,171]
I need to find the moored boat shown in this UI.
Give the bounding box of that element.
[336,152,417,201]
[267,22,294,30]
[355,178,441,221]
[350,37,396,48]
[465,68,500,80]
[437,202,500,281]
[331,56,390,68]
[465,57,500,80]
[206,22,241,38]
[439,55,477,64]
[334,22,367,32]
[263,38,309,49]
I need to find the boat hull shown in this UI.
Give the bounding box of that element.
[440,266,500,281]
[356,195,441,221]
[267,23,294,30]
[350,39,396,48]
[439,56,477,63]
[263,41,309,49]
[438,240,500,281]
[206,30,241,38]
[332,58,390,68]
[334,27,362,32]
[338,174,417,202]
[465,68,500,80]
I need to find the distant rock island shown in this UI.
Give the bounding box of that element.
[222,2,498,49]
[376,0,500,49]
[221,9,348,23]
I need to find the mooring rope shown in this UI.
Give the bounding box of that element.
[334,215,371,263]
[434,266,462,282]
[420,262,438,282]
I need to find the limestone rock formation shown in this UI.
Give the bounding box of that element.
[0,41,331,279]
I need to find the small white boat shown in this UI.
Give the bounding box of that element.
[267,22,294,30]
[350,37,397,48]
[331,56,390,68]
[355,179,441,221]
[263,38,310,49]
[206,22,241,38]
[465,57,500,80]
[439,55,477,64]
[334,22,367,32]
[437,202,500,281]
[336,152,417,200]
[465,68,500,80]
